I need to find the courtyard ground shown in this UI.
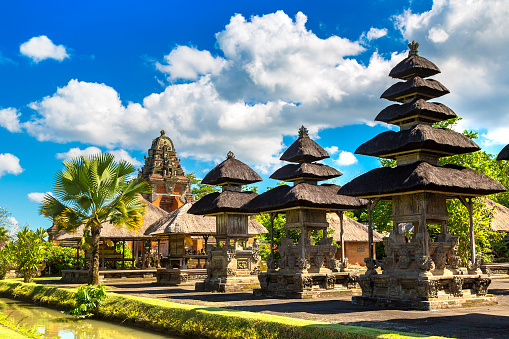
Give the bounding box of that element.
[36,278,509,339]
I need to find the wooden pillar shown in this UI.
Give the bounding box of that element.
[75,246,80,269]
[122,240,126,269]
[269,213,276,270]
[299,209,306,261]
[367,199,380,260]
[339,211,345,265]
[203,235,209,253]
[101,241,105,269]
[157,239,161,268]
[167,236,171,269]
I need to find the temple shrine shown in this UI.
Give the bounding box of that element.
[139,130,194,211]
[339,42,506,310]
[188,151,264,292]
[245,126,367,298]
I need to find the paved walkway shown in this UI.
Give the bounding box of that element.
[40,278,509,338]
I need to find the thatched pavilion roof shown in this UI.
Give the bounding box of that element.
[53,198,169,241]
[270,163,342,181]
[202,152,262,186]
[146,202,267,236]
[187,191,259,215]
[327,213,383,242]
[244,183,367,213]
[339,161,506,198]
[497,144,509,161]
[389,54,441,80]
[486,199,509,233]
[375,99,456,125]
[381,77,449,102]
[280,126,330,163]
[355,124,480,158]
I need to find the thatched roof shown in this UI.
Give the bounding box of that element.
[146,202,267,236]
[244,183,367,213]
[327,213,383,242]
[187,191,259,215]
[53,198,169,241]
[375,99,456,125]
[389,55,441,80]
[355,124,480,158]
[381,77,449,102]
[339,161,506,198]
[497,144,509,161]
[202,152,262,186]
[280,126,329,163]
[486,199,509,233]
[270,163,342,182]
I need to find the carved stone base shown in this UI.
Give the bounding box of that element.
[253,271,360,299]
[156,268,207,286]
[352,295,498,310]
[195,276,260,292]
[354,273,496,310]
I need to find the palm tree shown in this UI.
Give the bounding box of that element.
[40,153,151,285]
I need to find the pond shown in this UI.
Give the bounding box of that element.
[0,297,179,339]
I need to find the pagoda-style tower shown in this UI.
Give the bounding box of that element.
[139,130,194,212]
[340,42,506,310]
[188,151,263,292]
[246,126,367,298]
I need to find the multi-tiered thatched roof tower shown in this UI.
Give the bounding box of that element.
[246,126,367,298]
[340,42,506,310]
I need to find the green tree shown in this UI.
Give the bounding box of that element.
[40,153,151,285]
[185,172,219,200]
[0,208,12,246]
[7,226,48,283]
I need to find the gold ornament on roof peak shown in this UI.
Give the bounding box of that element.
[160,130,166,136]
[227,151,235,159]
[408,41,419,56]
[298,125,309,139]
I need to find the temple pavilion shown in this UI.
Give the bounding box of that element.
[245,126,367,298]
[339,42,506,310]
[188,151,265,292]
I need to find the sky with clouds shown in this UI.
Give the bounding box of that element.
[1,0,508,230]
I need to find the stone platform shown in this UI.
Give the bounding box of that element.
[353,295,498,310]
[253,271,360,299]
[61,269,157,283]
[156,268,207,286]
[195,276,260,292]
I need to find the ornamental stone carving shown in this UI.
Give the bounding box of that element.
[226,267,236,277]
[346,273,358,289]
[237,260,248,270]
[314,255,325,268]
[382,256,394,270]
[417,256,435,272]
[450,255,462,269]
[387,277,402,297]
[358,276,373,296]
[297,258,309,270]
[415,279,438,298]
[277,276,286,290]
[325,274,335,290]
[432,246,447,270]
[250,265,260,276]
[450,276,464,297]
[398,247,411,269]
[474,278,491,296]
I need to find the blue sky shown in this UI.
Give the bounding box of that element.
[1,0,509,231]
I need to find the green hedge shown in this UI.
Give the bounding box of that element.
[0,281,446,339]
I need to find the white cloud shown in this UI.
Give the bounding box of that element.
[325,146,339,155]
[156,46,227,81]
[56,146,102,159]
[20,35,69,62]
[366,27,388,41]
[28,192,52,203]
[7,216,19,239]
[394,0,509,145]
[334,151,358,166]
[427,27,449,43]
[0,108,22,132]
[0,153,23,178]
[7,11,403,168]
[56,147,142,166]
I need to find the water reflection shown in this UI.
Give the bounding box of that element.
[0,297,176,339]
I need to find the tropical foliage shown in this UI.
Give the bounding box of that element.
[39,153,151,285]
[69,284,107,318]
[6,226,48,283]
[186,172,219,200]
[46,243,85,274]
